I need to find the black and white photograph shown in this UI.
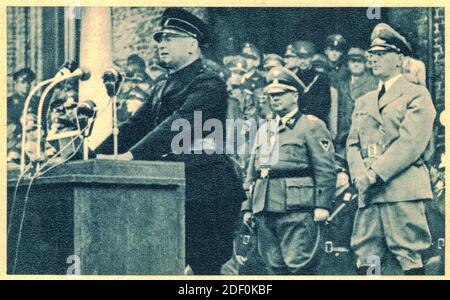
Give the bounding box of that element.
[3,2,447,278]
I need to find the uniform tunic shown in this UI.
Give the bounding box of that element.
[346,75,435,271]
[242,111,336,274]
[296,68,332,127]
[334,71,378,154]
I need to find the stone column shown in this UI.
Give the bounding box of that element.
[79,7,113,150]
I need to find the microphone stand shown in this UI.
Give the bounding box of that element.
[82,110,96,161]
[113,94,119,160]
[36,70,88,172]
[20,78,54,175]
[104,74,124,160]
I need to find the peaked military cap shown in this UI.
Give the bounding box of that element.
[264,66,304,94]
[153,8,208,44]
[241,42,261,60]
[326,34,348,52]
[368,23,411,55]
[263,54,284,70]
[127,54,146,69]
[347,47,366,60]
[285,44,297,58]
[293,40,316,58]
[226,56,248,72]
[10,67,36,82]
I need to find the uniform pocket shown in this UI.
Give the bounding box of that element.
[353,111,369,131]
[279,143,305,162]
[285,177,315,210]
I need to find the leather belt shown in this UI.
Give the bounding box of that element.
[258,168,313,179]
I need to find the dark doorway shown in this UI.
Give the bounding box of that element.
[207,7,388,61]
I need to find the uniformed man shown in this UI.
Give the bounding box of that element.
[369,28,427,87]
[242,66,336,275]
[262,53,284,76]
[125,54,153,94]
[324,34,348,88]
[116,54,154,123]
[225,55,248,94]
[224,55,258,178]
[347,23,435,275]
[224,56,251,124]
[239,43,265,167]
[240,42,266,93]
[224,56,246,166]
[311,54,328,74]
[284,44,301,73]
[95,8,246,275]
[7,68,37,165]
[334,47,378,155]
[292,40,333,128]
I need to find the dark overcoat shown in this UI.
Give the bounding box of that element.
[96,59,246,274]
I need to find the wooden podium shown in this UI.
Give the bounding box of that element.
[7,160,185,275]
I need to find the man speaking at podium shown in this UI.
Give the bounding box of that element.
[95,8,246,275]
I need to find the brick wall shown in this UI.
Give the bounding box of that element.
[386,8,445,159]
[432,8,445,116]
[7,7,43,95]
[387,8,444,112]
[431,7,445,157]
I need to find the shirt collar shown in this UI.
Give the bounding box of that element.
[277,108,299,126]
[170,58,203,79]
[379,73,402,92]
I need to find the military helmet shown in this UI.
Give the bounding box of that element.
[10,67,36,82]
[226,55,248,73]
[262,53,284,70]
[293,40,316,58]
[241,42,261,61]
[325,34,348,52]
[284,44,297,58]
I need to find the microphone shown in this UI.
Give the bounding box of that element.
[54,66,91,81]
[103,68,123,81]
[54,60,79,78]
[102,68,125,158]
[76,100,97,118]
[35,66,91,162]
[102,68,124,97]
[69,68,91,81]
[77,100,97,138]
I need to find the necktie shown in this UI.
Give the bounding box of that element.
[378,84,386,101]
